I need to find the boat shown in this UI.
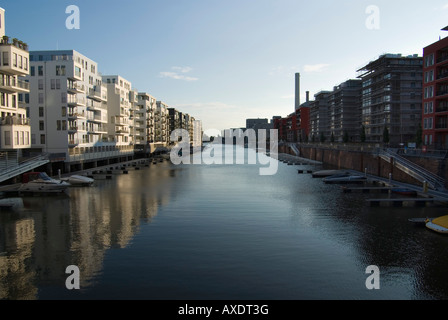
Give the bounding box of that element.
[61,175,94,187]
[312,170,347,178]
[425,215,448,234]
[391,188,418,196]
[322,173,367,184]
[18,172,70,193]
[408,218,429,226]
[0,197,24,209]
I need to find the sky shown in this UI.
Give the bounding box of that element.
[3,0,448,131]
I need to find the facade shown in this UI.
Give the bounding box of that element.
[26,50,118,171]
[246,118,268,129]
[423,34,448,149]
[357,53,423,145]
[296,92,312,142]
[0,7,31,160]
[102,75,134,150]
[155,101,169,145]
[309,91,331,142]
[328,79,362,142]
[136,92,157,152]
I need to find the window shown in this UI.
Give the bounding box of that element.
[39,107,44,117]
[40,134,45,144]
[4,131,10,146]
[51,79,55,90]
[61,92,67,103]
[38,93,44,104]
[13,53,17,67]
[62,120,67,131]
[57,120,61,131]
[39,79,44,90]
[30,66,35,76]
[39,120,44,131]
[56,79,60,89]
[61,106,66,117]
[2,52,9,66]
[31,133,36,145]
[12,95,16,108]
[56,65,61,75]
[38,66,43,76]
[14,131,19,145]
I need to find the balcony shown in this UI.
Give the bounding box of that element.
[67,96,86,106]
[0,37,29,76]
[0,77,29,93]
[67,82,85,94]
[68,112,86,120]
[87,85,107,102]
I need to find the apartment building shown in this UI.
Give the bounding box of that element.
[423,32,448,149]
[296,92,312,142]
[102,75,135,155]
[0,7,31,164]
[136,92,157,153]
[26,50,116,172]
[309,91,331,142]
[155,101,169,146]
[328,79,362,142]
[357,53,423,145]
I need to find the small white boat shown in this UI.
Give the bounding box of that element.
[18,172,70,193]
[61,175,94,187]
[323,173,367,184]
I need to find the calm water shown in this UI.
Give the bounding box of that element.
[1,145,448,300]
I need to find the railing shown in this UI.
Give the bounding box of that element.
[1,116,30,126]
[379,149,446,190]
[0,153,50,183]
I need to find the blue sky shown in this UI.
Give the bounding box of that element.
[3,0,448,131]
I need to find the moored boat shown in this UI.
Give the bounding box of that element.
[425,215,448,234]
[18,172,70,193]
[61,175,94,187]
[322,173,367,184]
[391,188,418,196]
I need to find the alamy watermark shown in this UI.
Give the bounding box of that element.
[365,5,380,30]
[170,128,279,176]
[365,265,380,290]
[66,5,80,30]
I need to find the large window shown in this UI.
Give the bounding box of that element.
[4,131,10,146]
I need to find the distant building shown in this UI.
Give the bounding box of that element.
[246,118,268,129]
[423,30,448,149]
[309,91,331,142]
[357,53,423,145]
[296,91,312,142]
[328,79,362,142]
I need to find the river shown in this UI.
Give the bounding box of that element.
[1,145,448,300]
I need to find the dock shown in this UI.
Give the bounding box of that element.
[367,197,448,207]
[278,153,322,166]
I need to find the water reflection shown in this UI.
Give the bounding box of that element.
[0,161,176,299]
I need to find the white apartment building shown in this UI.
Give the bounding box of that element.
[155,100,169,146]
[137,92,157,153]
[25,50,129,172]
[102,75,135,155]
[0,7,31,164]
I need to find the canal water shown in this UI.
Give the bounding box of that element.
[1,145,448,300]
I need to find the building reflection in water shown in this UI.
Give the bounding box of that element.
[0,162,177,299]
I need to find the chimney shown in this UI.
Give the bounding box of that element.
[295,73,300,110]
[306,91,310,102]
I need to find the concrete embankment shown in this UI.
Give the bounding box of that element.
[279,144,448,189]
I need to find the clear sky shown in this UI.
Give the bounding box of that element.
[3,0,448,131]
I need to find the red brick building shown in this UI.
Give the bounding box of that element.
[423,31,448,149]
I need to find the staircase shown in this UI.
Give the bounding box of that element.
[289,143,300,156]
[0,153,50,184]
[377,149,446,191]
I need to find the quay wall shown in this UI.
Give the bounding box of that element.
[279,145,447,188]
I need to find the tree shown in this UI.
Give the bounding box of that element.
[415,124,423,147]
[382,127,390,144]
[320,132,326,143]
[360,125,366,143]
[343,131,349,143]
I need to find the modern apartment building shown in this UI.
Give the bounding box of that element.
[357,53,423,145]
[0,7,31,163]
[136,92,157,153]
[328,79,362,142]
[102,75,135,155]
[155,101,169,146]
[309,91,331,142]
[423,32,448,149]
[25,50,116,172]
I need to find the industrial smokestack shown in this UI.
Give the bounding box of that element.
[306,91,310,102]
[295,73,300,110]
